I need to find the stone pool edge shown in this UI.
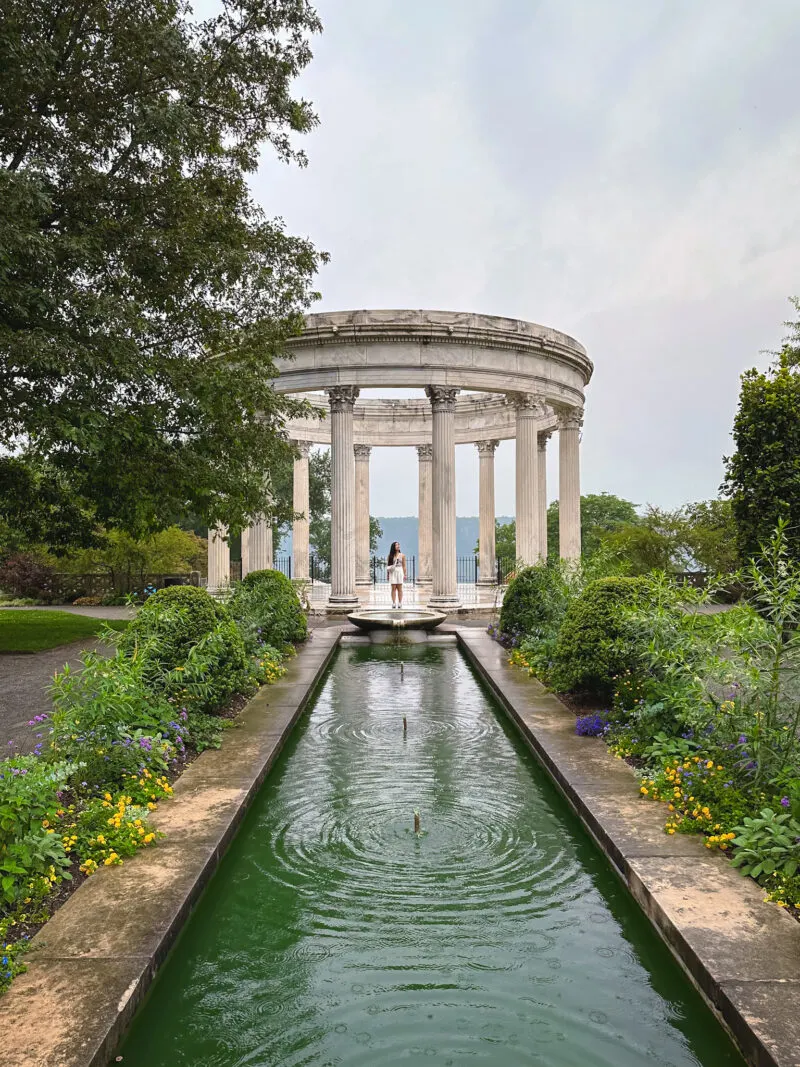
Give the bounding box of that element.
[0,625,342,1067]
[455,625,800,1067]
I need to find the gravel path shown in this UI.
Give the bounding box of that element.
[0,639,110,755]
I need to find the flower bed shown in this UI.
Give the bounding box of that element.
[0,573,305,993]
[496,524,800,917]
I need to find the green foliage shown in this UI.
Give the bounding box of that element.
[229,568,307,649]
[731,809,800,879]
[724,305,800,559]
[0,757,74,905]
[499,562,570,644]
[60,527,207,593]
[164,619,255,714]
[724,308,800,562]
[550,577,648,698]
[119,585,226,672]
[49,649,177,786]
[682,499,740,574]
[0,0,325,537]
[547,493,639,558]
[495,519,516,564]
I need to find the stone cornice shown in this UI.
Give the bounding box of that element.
[289,310,591,383]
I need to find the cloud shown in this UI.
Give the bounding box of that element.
[247,0,799,515]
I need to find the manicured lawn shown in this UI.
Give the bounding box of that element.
[0,610,129,652]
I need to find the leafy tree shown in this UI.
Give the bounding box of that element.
[60,526,206,593]
[682,499,739,573]
[307,449,381,570]
[0,456,97,555]
[546,493,639,557]
[495,519,517,562]
[724,305,800,562]
[598,506,686,574]
[0,0,325,538]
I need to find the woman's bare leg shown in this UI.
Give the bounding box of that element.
[398,584,404,605]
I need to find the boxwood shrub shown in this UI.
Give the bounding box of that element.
[549,576,647,699]
[229,568,307,648]
[499,562,569,646]
[119,584,227,671]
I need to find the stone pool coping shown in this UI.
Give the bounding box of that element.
[454,625,800,1067]
[0,625,341,1067]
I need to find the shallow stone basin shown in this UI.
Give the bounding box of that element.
[346,607,446,631]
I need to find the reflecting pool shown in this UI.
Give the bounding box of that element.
[119,646,744,1066]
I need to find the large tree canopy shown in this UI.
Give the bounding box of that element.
[724,303,800,562]
[0,0,325,539]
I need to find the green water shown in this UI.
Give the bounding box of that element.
[119,646,744,1066]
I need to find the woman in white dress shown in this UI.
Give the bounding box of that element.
[387,541,406,607]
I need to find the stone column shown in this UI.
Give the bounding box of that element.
[207,524,230,594]
[514,394,543,567]
[354,445,372,586]
[326,386,360,610]
[292,441,311,580]
[244,514,273,576]
[426,385,461,610]
[476,440,498,585]
[416,444,433,586]
[537,430,552,561]
[558,407,583,561]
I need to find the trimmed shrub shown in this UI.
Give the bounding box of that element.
[229,568,307,649]
[119,585,227,671]
[499,562,569,646]
[164,618,254,713]
[550,576,647,699]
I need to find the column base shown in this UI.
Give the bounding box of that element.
[355,577,373,587]
[206,582,230,598]
[427,594,462,612]
[326,595,360,614]
[476,577,498,588]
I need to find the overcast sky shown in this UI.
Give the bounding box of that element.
[246,0,799,516]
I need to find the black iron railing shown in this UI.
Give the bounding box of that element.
[309,555,331,583]
[273,556,292,579]
[370,555,417,585]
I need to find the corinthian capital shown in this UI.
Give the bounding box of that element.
[537,429,553,451]
[556,406,584,431]
[326,385,360,412]
[476,439,499,455]
[353,444,372,461]
[508,392,546,417]
[425,385,460,412]
[416,443,433,461]
[294,439,312,458]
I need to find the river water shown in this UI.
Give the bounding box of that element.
[119,645,744,1066]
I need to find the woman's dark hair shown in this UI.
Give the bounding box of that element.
[388,541,401,566]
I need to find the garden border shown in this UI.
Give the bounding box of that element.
[3,623,800,1066]
[454,625,800,1067]
[0,625,342,1067]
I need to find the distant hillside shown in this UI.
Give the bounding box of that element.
[374,517,514,559]
[279,516,513,559]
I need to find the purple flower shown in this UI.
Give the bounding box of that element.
[781,797,791,808]
[576,713,609,738]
